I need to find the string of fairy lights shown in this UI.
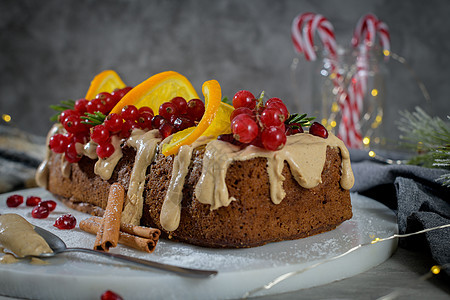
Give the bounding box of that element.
[242,223,450,298]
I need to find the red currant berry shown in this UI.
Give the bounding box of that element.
[91,125,110,144]
[64,115,88,134]
[186,99,205,121]
[86,98,108,115]
[309,122,328,138]
[96,142,115,159]
[121,105,139,121]
[217,133,243,146]
[74,99,89,114]
[232,90,256,109]
[53,214,77,230]
[261,126,287,151]
[31,205,50,219]
[49,134,70,153]
[265,97,283,107]
[74,132,90,144]
[173,116,195,132]
[59,109,79,125]
[170,97,188,115]
[159,123,174,139]
[266,100,289,120]
[101,290,124,300]
[231,114,259,143]
[104,113,123,134]
[137,112,153,130]
[159,102,178,120]
[138,106,154,116]
[39,200,57,212]
[6,194,23,207]
[230,107,254,122]
[120,120,138,139]
[26,196,41,206]
[151,115,166,129]
[285,123,304,136]
[111,87,132,100]
[65,142,81,163]
[260,107,285,128]
[96,92,116,112]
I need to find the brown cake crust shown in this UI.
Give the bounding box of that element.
[46,144,352,248]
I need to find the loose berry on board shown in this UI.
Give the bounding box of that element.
[54,214,77,230]
[26,196,41,207]
[31,205,50,219]
[6,194,23,207]
[101,290,124,300]
[40,200,57,212]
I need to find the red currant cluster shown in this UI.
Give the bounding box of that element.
[155,97,205,139]
[219,90,328,151]
[5,194,76,229]
[49,88,206,162]
[49,87,133,162]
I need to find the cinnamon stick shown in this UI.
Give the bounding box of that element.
[85,216,160,241]
[94,183,125,251]
[79,218,159,253]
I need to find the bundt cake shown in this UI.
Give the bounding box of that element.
[35,71,354,248]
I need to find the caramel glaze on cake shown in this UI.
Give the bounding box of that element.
[36,126,354,248]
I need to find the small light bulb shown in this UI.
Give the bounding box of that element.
[369,151,376,157]
[371,89,378,97]
[363,137,370,145]
[330,121,337,128]
[431,265,441,275]
[2,114,11,122]
[383,50,390,57]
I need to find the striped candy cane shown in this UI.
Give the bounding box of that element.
[291,13,337,61]
[340,14,391,148]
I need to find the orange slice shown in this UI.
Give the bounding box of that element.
[162,79,230,156]
[110,71,199,115]
[85,70,126,100]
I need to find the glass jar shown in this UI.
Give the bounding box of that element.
[296,45,389,150]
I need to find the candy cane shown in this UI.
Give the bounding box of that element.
[339,14,391,148]
[291,13,337,61]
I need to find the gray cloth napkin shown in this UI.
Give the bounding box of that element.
[350,150,450,278]
[0,125,46,193]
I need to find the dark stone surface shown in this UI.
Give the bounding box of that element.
[0,0,449,139]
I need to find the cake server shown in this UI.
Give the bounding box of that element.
[14,226,218,278]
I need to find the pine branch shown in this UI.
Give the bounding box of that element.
[397,107,450,186]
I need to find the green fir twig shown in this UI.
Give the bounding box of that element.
[397,107,450,186]
[285,113,315,127]
[81,112,107,126]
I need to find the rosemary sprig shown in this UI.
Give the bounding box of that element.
[81,112,107,126]
[49,100,76,122]
[285,113,315,127]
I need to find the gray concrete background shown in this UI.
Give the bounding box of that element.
[0,0,449,141]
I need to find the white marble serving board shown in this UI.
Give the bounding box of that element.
[0,188,397,299]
